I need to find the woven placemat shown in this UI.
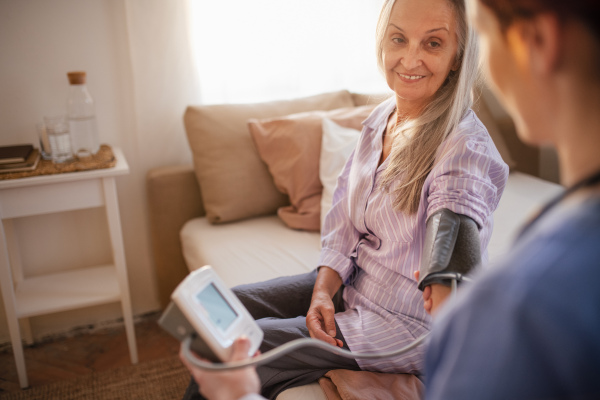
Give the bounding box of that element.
[0,355,190,400]
[0,145,116,181]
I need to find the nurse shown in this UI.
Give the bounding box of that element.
[424,0,600,398]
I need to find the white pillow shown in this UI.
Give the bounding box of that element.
[319,118,362,229]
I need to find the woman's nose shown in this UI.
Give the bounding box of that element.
[401,45,423,70]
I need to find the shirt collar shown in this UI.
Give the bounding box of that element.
[363,96,396,131]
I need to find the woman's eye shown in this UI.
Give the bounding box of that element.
[428,41,441,48]
[392,37,405,44]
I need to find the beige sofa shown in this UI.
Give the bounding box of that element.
[147,90,563,399]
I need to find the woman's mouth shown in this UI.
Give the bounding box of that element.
[398,73,426,82]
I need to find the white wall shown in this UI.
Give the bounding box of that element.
[0,0,173,343]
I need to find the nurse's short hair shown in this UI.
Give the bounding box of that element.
[480,0,600,39]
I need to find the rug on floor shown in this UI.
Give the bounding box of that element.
[0,355,190,400]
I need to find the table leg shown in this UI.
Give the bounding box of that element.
[19,319,34,346]
[3,220,34,346]
[0,223,29,388]
[103,177,138,364]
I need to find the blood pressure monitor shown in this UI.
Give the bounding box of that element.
[159,266,263,362]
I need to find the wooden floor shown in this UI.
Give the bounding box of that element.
[0,312,181,394]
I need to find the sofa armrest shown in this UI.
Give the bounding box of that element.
[147,164,205,308]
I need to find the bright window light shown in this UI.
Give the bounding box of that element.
[187,0,389,104]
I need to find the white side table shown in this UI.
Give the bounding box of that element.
[0,147,138,388]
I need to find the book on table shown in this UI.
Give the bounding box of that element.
[0,144,34,164]
[0,149,40,173]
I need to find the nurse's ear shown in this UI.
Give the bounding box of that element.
[505,13,562,77]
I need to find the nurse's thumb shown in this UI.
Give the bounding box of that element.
[230,336,252,362]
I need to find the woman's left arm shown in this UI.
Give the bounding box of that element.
[427,138,506,228]
[422,127,509,314]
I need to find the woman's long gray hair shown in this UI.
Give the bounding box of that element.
[376,0,480,214]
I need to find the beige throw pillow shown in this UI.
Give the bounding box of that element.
[184,91,354,224]
[248,105,376,231]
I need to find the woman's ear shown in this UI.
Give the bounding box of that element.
[451,57,460,72]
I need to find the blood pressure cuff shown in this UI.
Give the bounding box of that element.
[417,208,481,291]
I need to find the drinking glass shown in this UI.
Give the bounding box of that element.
[43,115,73,163]
[36,122,52,160]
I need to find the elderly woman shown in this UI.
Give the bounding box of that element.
[181,0,508,398]
[424,0,600,398]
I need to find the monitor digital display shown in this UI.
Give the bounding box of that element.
[196,283,238,332]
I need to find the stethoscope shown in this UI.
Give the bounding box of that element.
[182,169,600,371]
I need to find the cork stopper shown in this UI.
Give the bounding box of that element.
[67,71,86,85]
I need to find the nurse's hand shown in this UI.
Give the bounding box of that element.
[414,271,452,316]
[179,337,260,400]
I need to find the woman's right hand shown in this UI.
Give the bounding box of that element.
[307,291,343,347]
[306,266,344,347]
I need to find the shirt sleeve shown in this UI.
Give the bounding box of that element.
[426,132,508,228]
[318,148,361,284]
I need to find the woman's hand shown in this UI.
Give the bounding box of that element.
[179,337,260,400]
[306,267,344,347]
[307,292,343,347]
[414,271,452,316]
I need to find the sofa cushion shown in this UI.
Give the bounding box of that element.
[488,172,562,261]
[180,215,321,288]
[351,92,394,107]
[184,91,355,224]
[248,105,376,231]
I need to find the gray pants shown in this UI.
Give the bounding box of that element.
[182,269,361,400]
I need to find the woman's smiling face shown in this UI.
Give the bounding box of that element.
[383,0,460,112]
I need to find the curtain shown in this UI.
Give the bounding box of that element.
[113,0,202,312]
[123,0,200,168]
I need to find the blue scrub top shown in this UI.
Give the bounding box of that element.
[425,194,600,399]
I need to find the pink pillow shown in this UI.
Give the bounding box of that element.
[248,105,376,231]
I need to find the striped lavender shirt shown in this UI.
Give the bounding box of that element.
[319,98,509,374]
